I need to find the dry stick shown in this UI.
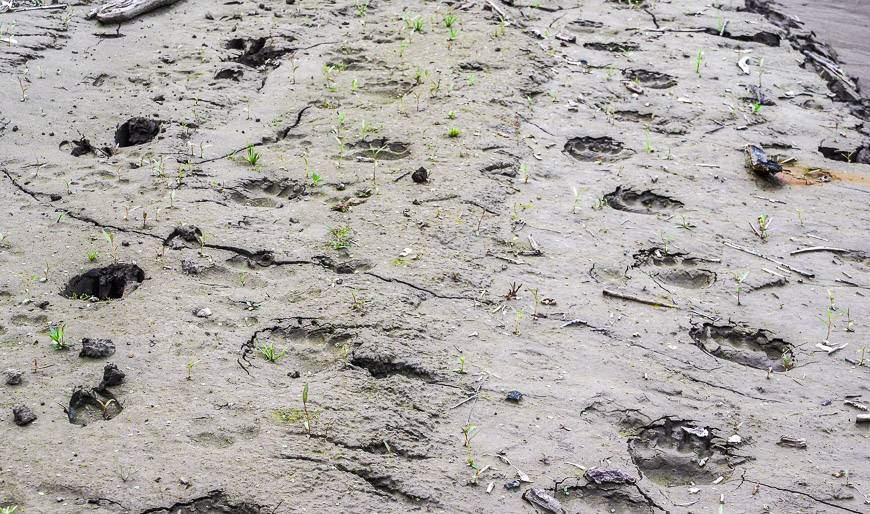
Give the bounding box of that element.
[464,375,488,426]
[641,27,708,33]
[723,240,815,278]
[602,289,677,309]
[789,246,848,256]
[1,4,68,13]
[484,0,510,22]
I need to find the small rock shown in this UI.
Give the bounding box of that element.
[195,307,212,318]
[3,368,23,385]
[288,370,301,378]
[181,259,207,275]
[411,166,429,183]
[505,390,523,403]
[13,405,37,426]
[504,479,521,490]
[522,488,565,514]
[728,434,742,445]
[98,362,125,390]
[80,338,116,359]
[777,436,807,449]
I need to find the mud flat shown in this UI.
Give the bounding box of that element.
[1,0,869,513]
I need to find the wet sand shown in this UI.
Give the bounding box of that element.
[779,0,870,92]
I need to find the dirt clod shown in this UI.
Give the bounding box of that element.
[79,338,116,359]
[12,405,37,426]
[3,368,23,386]
[98,362,125,391]
[62,263,145,300]
[523,488,565,514]
[114,117,160,147]
[412,166,429,183]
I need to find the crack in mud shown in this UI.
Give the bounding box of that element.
[139,490,264,513]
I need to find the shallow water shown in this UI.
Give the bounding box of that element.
[778,0,870,93]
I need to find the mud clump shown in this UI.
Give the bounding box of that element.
[62,263,145,300]
[585,468,636,486]
[564,136,634,162]
[114,117,160,147]
[225,36,293,69]
[80,338,116,359]
[98,362,125,391]
[412,166,429,183]
[689,323,794,371]
[3,368,22,385]
[604,187,683,214]
[13,405,37,426]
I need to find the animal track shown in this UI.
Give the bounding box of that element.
[623,69,678,89]
[628,417,742,487]
[348,138,410,160]
[564,136,634,162]
[229,177,306,207]
[632,248,716,289]
[604,187,683,214]
[689,323,795,371]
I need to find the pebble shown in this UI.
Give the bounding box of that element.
[195,307,212,318]
[3,368,23,385]
[505,390,523,403]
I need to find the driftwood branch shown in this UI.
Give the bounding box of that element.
[88,0,183,24]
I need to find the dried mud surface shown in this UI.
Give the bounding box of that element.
[1,0,870,513]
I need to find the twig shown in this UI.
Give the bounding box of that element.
[465,375,488,425]
[789,246,848,256]
[450,395,477,409]
[752,194,786,205]
[484,0,510,22]
[641,27,708,33]
[1,4,68,13]
[602,289,677,309]
[723,240,814,278]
